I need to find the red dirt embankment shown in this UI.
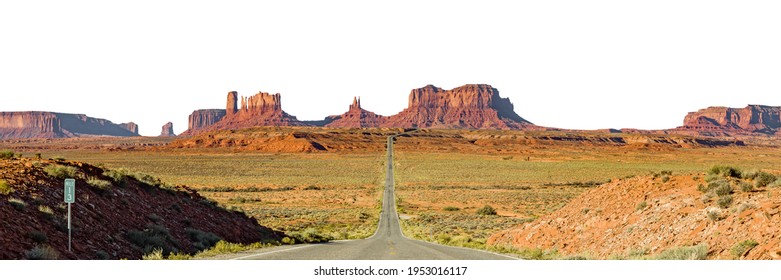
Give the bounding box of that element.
[0,158,282,259]
[488,173,781,260]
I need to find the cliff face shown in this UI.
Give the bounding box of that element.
[383,84,533,129]
[180,109,226,136]
[324,97,388,128]
[0,112,139,139]
[160,122,176,137]
[119,122,139,134]
[677,105,781,136]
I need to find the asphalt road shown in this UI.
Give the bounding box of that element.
[227,135,515,260]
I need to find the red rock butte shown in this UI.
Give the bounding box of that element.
[674,105,781,136]
[181,84,536,135]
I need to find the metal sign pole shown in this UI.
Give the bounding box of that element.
[68,202,71,252]
[64,178,75,253]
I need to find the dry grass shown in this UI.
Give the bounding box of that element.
[46,150,385,240]
[392,144,781,252]
[27,137,781,253]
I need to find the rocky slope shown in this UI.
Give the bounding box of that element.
[0,157,282,259]
[0,112,139,139]
[674,105,781,136]
[488,171,781,260]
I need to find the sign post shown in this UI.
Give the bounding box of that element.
[64,179,75,252]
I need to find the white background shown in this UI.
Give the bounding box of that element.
[2,0,780,136]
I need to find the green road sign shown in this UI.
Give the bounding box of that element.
[64,179,75,203]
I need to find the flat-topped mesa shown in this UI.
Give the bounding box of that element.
[119,122,139,134]
[160,122,176,137]
[678,105,781,135]
[384,84,533,129]
[0,112,139,139]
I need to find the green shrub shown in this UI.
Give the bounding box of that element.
[95,250,111,260]
[753,172,776,188]
[709,166,742,178]
[194,240,271,258]
[166,252,192,260]
[185,228,222,251]
[713,182,733,196]
[653,244,708,260]
[8,198,26,210]
[436,233,452,244]
[142,248,165,260]
[443,206,460,211]
[661,175,670,183]
[103,169,129,185]
[281,237,296,245]
[717,195,733,209]
[131,173,162,187]
[636,201,648,211]
[0,179,13,195]
[704,174,721,183]
[0,150,15,159]
[707,210,723,221]
[476,205,497,216]
[126,225,176,255]
[769,179,781,188]
[44,164,78,179]
[288,228,332,243]
[86,177,112,191]
[27,231,48,244]
[25,245,61,260]
[38,205,54,216]
[739,182,754,192]
[731,240,759,258]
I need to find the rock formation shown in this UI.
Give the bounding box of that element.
[0,112,140,139]
[206,91,308,131]
[383,84,533,129]
[180,109,226,136]
[182,84,535,134]
[226,91,238,116]
[324,97,388,128]
[160,122,176,137]
[119,122,139,134]
[675,105,781,136]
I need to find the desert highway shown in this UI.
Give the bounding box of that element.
[225,134,515,260]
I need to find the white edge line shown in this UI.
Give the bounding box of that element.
[230,244,316,260]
